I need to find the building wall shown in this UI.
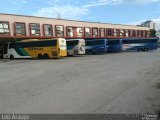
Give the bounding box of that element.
[0,13,150,37]
[141,21,156,30]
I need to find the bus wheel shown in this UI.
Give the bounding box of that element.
[38,54,43,59]
[67,52,70,56]
[89,51,94,55]
[43,54,49,59]
[144,48,149,51]
[137,48,142,52]
[10,55,14,59]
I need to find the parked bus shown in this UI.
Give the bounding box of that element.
[85,39,108,54]
[108,39,123,52]
[3,38,67,59]
[121,38,159,51]
[66,39,86,56]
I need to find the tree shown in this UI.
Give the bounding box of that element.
[150,29,156,37]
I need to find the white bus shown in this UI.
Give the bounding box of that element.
[66,39,86,56]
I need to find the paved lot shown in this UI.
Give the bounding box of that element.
[0,50,160,114]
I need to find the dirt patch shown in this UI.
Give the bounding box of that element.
[0,59,10,62]
[155,110,160,118]
[146,97,153,101]
[154,82,160,89]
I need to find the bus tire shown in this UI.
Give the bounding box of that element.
[38,54,43,59]
[89,51,94,55]
[10,54,14,59]
[43,54,49,59]
[144,48,149,51]
[137,48,142,52]
[67,52,72,56]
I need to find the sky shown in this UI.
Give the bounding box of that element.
[0,0,160,29]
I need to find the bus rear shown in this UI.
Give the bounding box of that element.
[78,39,86,55]
[122,38,159,51]
[108,39,122,52]
[57,38,67,57]
[85,39,108,54]
[66,39,86,56]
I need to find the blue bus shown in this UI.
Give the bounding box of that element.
[108,39,123,52]
[121,38,159,51]
[85,39,108,54]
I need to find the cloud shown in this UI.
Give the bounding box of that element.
[34,5,88,19]
[122,0,160,4]
[34,0,122,19]
[33,0,160,20]
[83,0,122,8]
[83,0,160,8]
[10,0,27,5]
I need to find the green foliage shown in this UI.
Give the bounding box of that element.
[150,29,156,37]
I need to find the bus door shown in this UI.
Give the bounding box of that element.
[0,46,4,58]
[3,43,9,58]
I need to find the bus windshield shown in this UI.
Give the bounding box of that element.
[66,40,79,46]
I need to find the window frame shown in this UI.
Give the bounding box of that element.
[99,28,105,37]
[143,30,146,37]
[0,21,10,36]
[92,27,99,37]
[106,28,113,36]
[84,27,92,37]
[113,28,119,37]
[14,22,26,36]
[77,27,83,37]
[43,24,53,37]
[55,25,64,37]
[66,26,74,37]
[129,29,133,37]
[120,29,125,37]
[29,23,41,36]
[125,29,129,37]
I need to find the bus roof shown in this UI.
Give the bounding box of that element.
[85,39,107,41]
[120,37,159,40]
[66,39,85,41]
[108,39,120,41]
[14,38,65,43]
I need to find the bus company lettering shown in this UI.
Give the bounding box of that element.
[61,40,65,43]
[28,47,43,51]
[60,45,66,48]
[2,114,29,120]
